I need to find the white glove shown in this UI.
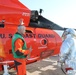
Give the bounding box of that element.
[66,70,75,75]
[29,46,32,52]
[57,61,63,67]
[27,46,32,59]
[59,57,65,63]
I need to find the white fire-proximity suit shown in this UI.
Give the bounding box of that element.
[59,28,76,75]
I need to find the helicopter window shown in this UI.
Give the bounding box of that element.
[26,30,33,33]
[0,23,4,28]
[41,38,48,46]
[44,39,47,45]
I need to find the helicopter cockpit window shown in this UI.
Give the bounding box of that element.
[26,30,33,33]
[0,20,5,28]
[0,23,4,28]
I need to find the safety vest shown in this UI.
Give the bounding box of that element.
[12,32,27,58]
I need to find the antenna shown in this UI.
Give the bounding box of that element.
[39,9,43,15]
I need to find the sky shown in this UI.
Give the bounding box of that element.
[19,0,76,29]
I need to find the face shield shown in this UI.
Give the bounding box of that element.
[62,30,68,40]
[62,28,76,40]
[66,28,76,37]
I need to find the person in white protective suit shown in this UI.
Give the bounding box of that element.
[58,28,76,75]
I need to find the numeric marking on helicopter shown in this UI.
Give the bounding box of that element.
[22,12,30,16]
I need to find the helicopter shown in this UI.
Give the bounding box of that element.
[0,0,65,74]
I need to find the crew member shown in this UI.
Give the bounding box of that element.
[58,28,76,75]
[12,19,30,75]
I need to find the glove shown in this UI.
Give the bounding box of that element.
[26,46,32,59]
[57,61,62,67]
[66,70,74,75]
[28,46,32,52]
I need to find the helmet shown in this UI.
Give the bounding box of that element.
[65,28,76,36]
[62,28,76,40]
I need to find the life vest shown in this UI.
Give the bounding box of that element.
[12,32,27,58]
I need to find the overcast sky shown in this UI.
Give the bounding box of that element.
[20,0,76,29]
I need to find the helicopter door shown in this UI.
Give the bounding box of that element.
[35,28,56,59]
[24,27,38,58]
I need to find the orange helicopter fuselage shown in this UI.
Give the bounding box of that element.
[0,0,62,71]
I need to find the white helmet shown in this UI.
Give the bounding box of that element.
[62,28,76,40]
[65,28,76,36]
